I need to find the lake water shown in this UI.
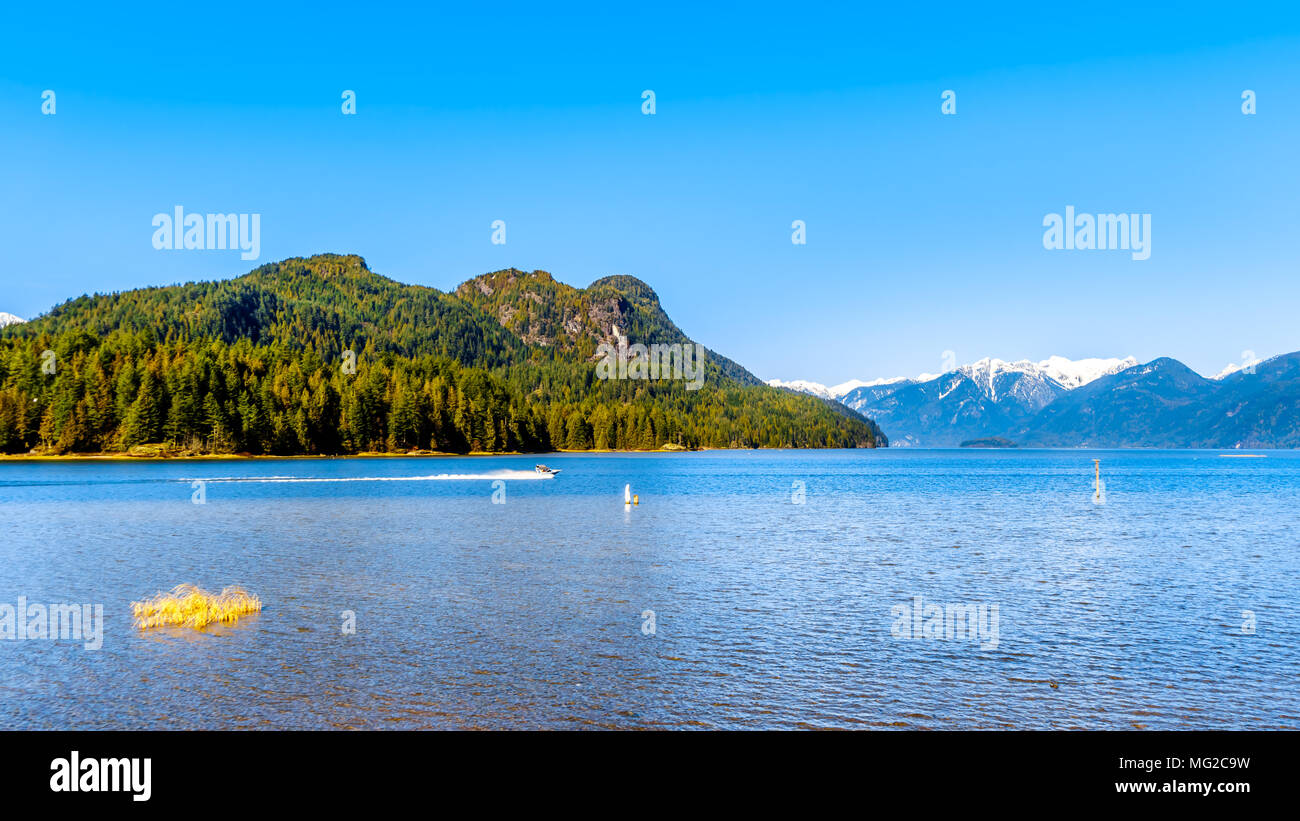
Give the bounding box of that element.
[1,449,1296,730]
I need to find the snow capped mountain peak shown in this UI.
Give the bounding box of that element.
[0,312,25,327]
[1212,355,1263,380]
[959,357,1032,375]
[776,355,1140,403]
[764,378,837,399]
[904,355,1137,392]
[766,376,910,400]
[949,356,1137,390]
[956,358,1036,398]
[952,358,1051,403]
[1036,355,1138,389]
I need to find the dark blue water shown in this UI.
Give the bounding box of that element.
[1,449,1295,729]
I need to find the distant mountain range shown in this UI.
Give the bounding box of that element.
[769,354,1300,448]
[767,356,1135,401]
[0,312,24,328]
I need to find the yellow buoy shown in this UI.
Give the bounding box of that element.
[633,494,639,506]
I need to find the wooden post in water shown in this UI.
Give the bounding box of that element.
[1093,459,1101,500]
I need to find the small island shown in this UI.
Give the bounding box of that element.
[960,437,1019,448]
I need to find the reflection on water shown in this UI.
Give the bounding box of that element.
[1,450,1296,729]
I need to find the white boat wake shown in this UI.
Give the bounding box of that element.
[182,469,554,484]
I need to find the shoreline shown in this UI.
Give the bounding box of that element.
[0,445,709,462]
[0,444,1287,462]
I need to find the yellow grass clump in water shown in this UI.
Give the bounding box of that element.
[132,584,262,629]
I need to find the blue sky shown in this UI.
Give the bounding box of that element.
[2,2,1298,383]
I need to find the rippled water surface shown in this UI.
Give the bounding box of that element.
[1,449,1296,729]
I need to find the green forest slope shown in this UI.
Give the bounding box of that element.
[0,254,885,455]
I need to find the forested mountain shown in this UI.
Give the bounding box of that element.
[454,267,759,385]
[0,254,884,455]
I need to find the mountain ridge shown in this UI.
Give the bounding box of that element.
[770,355,1138,401]
[771,352,1300,448]
[0,254,884,455]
